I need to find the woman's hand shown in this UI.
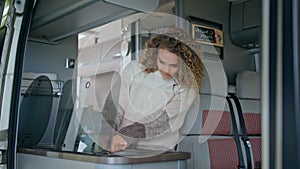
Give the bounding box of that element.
[110,134,128,152]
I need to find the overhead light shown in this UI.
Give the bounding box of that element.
[78,34,86,40]
[112,53,122,58]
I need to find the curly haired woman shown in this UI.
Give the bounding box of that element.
[110,28,204,152]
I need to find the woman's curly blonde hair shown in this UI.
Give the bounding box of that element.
[139,28,204,94]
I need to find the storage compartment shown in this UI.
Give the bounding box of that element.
[29,0,159,42]
[229,0,260,48]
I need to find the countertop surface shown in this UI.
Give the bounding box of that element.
[18,148,191,164]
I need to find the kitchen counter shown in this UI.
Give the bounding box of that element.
[17,148,190,169]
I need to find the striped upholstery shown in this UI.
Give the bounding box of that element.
[250,137,262,166]
[208,138,239,169]
[244,113,261,135]
[201,110,232,135]
[202,110,242,169]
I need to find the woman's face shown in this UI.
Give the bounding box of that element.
[156,49,180,80]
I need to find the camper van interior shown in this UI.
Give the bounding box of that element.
[0,0,299,169]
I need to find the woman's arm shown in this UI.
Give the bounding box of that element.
[117,89,197,139]
[109,61,141,152]
[142,89,196,139]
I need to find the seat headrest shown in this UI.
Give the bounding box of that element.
[200,57,228,97]
[236,71,260,99]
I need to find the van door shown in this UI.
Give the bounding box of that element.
[0,0,35,168]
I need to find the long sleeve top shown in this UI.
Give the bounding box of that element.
[116,60,196,150]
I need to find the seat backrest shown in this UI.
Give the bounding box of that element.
[179,56,244,169]
[18,75,54,148]
[235,70,261,168]
[53,79,74,150]
[183,56,228,136]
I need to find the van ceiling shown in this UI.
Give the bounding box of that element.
[29,0,160,43]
